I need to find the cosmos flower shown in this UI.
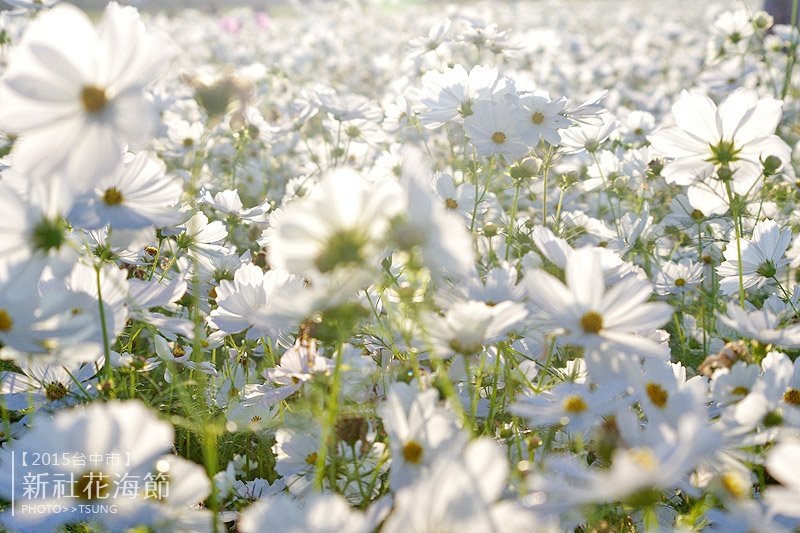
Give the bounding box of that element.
[265,168,402,276]
[648,89,792,194]
[207,263,307,340]
[0,2,171,186]
[718,306,800,349]
[418,64,500,129]
[153,335,217,383]
[511,92,571,146]
[463,100,528,159]
[765,439,800,518]
[68,151,183,230]
[382,438,535,533]
[428,299,528,357]
[0,358,99,411]
[378,382,466,489]
[510,381,622,434]
[654,258,704,296]
[524,247,673,358]
[239,493,372,533]
[0,262,101,359]
[716,219,791,295]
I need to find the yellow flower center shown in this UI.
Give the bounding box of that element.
[102,187,124,206]
[402,440,424,464]
[646,382,668,408]
[445,198,458,209]
[629,447,658,472]
[580,311,603,334]
[305,452,318,465]
[45,382,68,401]
[563,395,588,413]
[0,309,12,332]
[721,471,748,499]
[674,278,686,287]
[783,388,800,406]
[491,131,507,144]
[731,386,749,396]
[531,112,545,124]
[80,85,108,114]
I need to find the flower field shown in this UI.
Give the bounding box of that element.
[1,0,800,531]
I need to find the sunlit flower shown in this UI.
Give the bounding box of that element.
[648,89,792,194]
[524,247,673,358]
[0,2,170,186]
[716,219,791,295]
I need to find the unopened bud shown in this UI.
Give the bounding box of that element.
[763,155,782,175]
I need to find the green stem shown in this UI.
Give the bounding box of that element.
[541,146,554,226]
[724,180,746,307]
[314,343,344,490]
[505,181,522,261]
[781,0,799,99]
[95,265,114,397]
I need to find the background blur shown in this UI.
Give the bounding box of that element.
[3,0,746,13]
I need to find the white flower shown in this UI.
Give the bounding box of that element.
[765,439,800,518]
[734,351,800,429]
[523,247,673,358]
[511,92,570,146]
[463,100,527,160]
[389,153,476,281]
[654,258,704,295]
[0,174,78,276]
[382,438,534,533]
[200,188,271,224]
[428,299,528,357]
[510,381,621,434]
[378,382,466,489]
[648,89,792,193]
[69,151,182,230]
[265,168,401,276]
[262,338,331,401]
[418,64,499,129]
[0,2,170,186]
[153,335,217,383]
[625,359,707,427]
[239,493,371,533]
[530,414,719,508]
[272,426,322,496]
[559,111,616,153]
[207,263,307,340]
[0,359,99,411]
[0,263,102,360]
[716,219,791,295]
[718,306,800,348]
[145,455,215,533]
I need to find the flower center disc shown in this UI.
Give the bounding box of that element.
[103,187,124,206]
[784,388,800,406]
[563,395,588,413]
[646,382,669,408]
[491,131,507,144]
[402,440,424,464]
[0,309,12,332]
[580,311,603,334]
[81,85,108,114]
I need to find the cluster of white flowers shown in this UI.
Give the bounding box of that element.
[0,0,800,531]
